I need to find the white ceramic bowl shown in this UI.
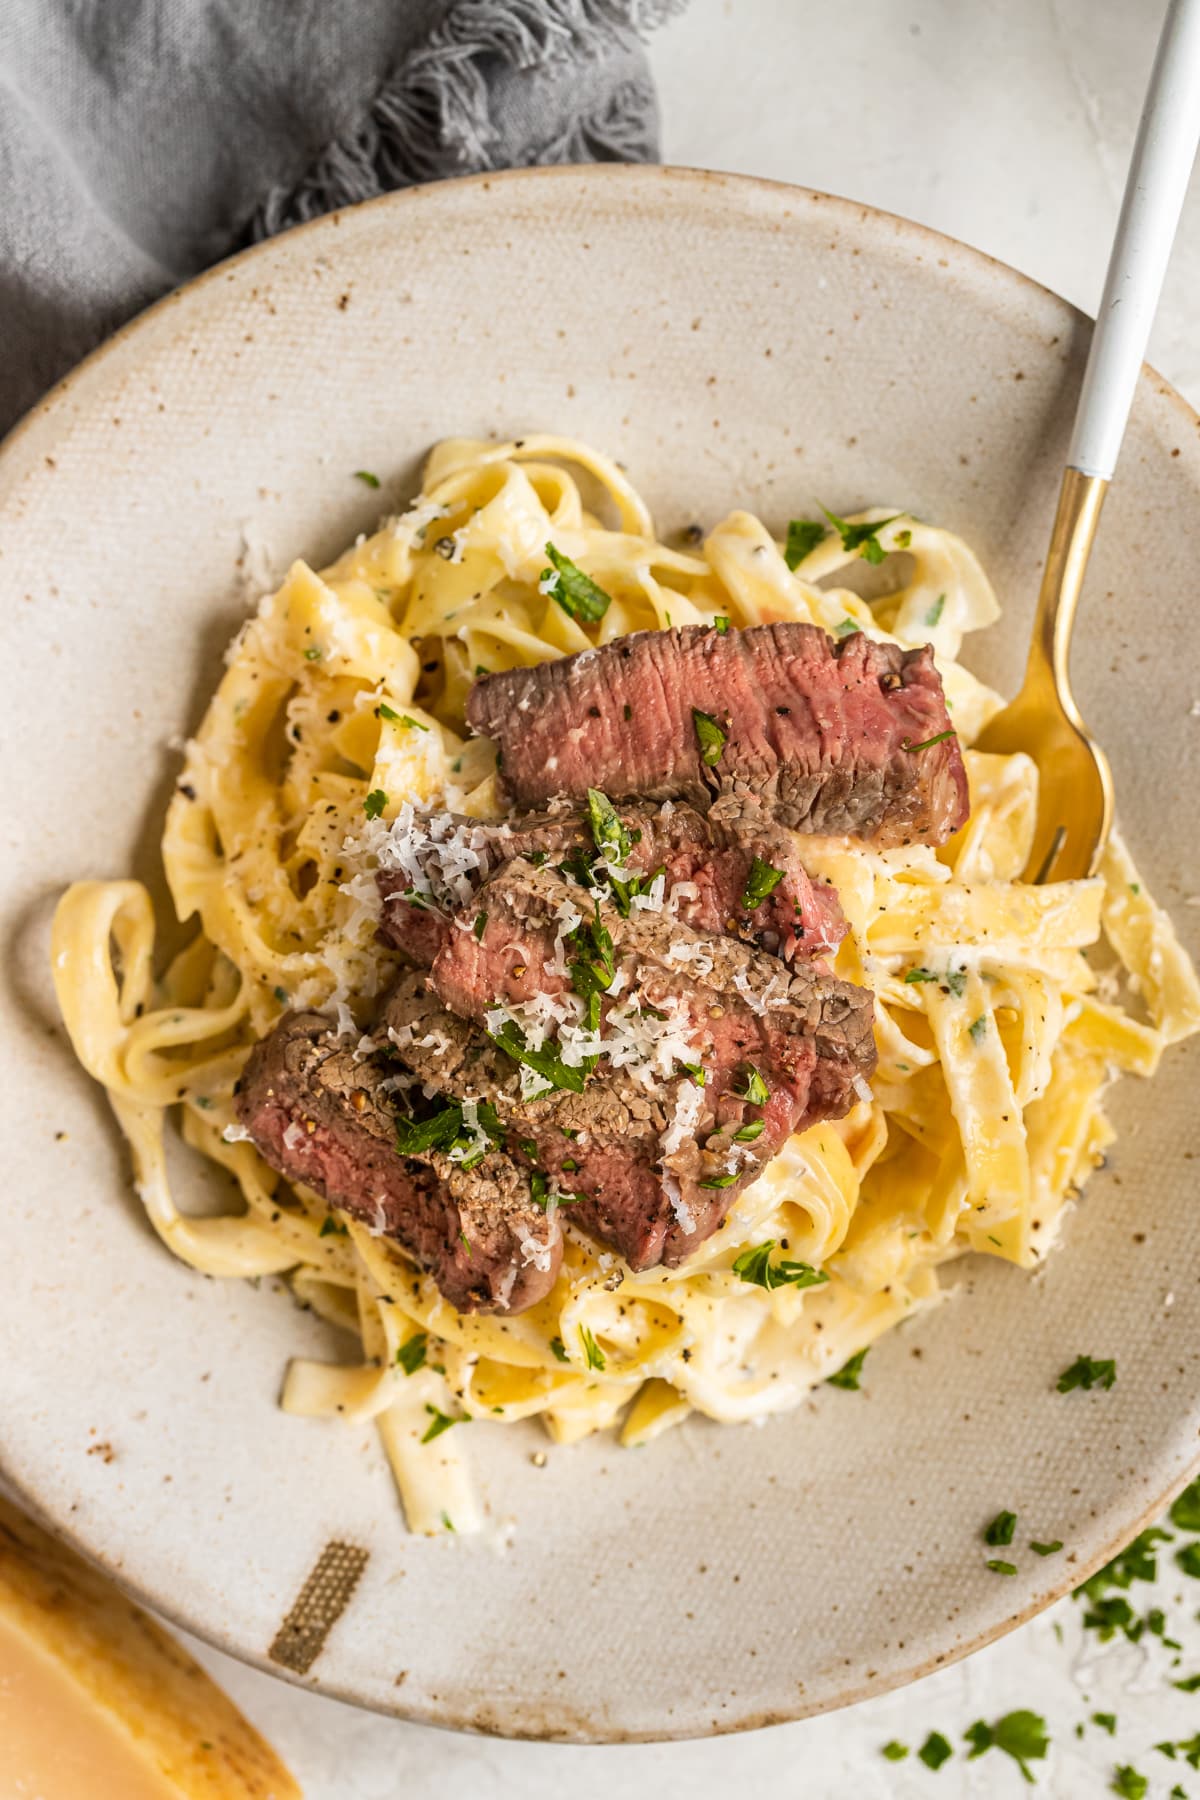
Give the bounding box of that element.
[2,166,1198,1742]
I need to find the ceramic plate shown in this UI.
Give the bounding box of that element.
[2,166,1198,1742]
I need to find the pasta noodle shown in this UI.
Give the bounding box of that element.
[51,436,1200,1535]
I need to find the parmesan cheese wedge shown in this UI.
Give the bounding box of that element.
[0,1493,300,1799]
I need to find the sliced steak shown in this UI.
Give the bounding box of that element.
[377,798,845,966]
[234,1011,560,1313]
[393,859,875,1268]
[465,622,968,846]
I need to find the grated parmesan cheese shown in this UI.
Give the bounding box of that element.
[661,1079,705,1159]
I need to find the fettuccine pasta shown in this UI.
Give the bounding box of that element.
[51,436,1200,1535]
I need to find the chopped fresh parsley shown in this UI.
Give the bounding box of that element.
[587,787,632,868]
[733,1118,765,1144]
[881,1742,909,1762]
[692,708,727,767]
[968,1014,988,1043]
[902,729,957,753]
[699,1171,739,1189]
[822,505,903,566]
[784,518,827,568]
[925,592,946,626]
[945,966,968,997]
[394,1099,504,1170]
[473,910,488,940]
[580,1325,606,1372]
[732,1241,828,1291]
[1175,1674,1200,1692]
[1093,1712,1118,1734]
[396,1332,428,1375]
[1111,1768,1148,1800]
[318,1215,348,1238]
[1170,1476,1200,1531]
[918,1731,953,1771]
[530,1172,548,1208]
[904,966,938,985]
[363,788,388,819]
[303,645,322,661]
[549,1336,568,1363]
[1058,1354,1117,1393]
[741,855,785,911]
[713,615,730,633]
[382,712,428,731]
[420,1404,460,1444]
[826,1347,869,1390]
[489,1019,586,1094]
[986,1559,1018,1576]
[1031,1540,1063,1556]
[734,1065,769,1106]
[964,1711,1050,1784]
[354,469,381,488]
[1176,1543,1200,1579]
[378,701,401,721]
[985,1510,1018,1547]
[541,543,612,623]
[833,616,859,637]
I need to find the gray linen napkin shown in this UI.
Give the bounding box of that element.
[0,0,681,436]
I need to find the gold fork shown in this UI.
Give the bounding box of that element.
[975,0,1200,881]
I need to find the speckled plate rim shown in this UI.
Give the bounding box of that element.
[3,162,1199,1742]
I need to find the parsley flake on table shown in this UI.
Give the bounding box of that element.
[354,469,380,488]
[1176,1543,1200,1579]
[826,1347,869,1390]
[881,1741,909,1761]
[986,1559,1018,1576]
[1031,1540,1063,1556]
[396,1332,428,1376]
[1093,1712,1118,1734]
[692,707,727,767]
[963,1710,1050,1783]
[541,543,612,623]
[985,1510,1018,1547]
[1111,1768,1148,1800]
[732,1241,828,1292]
[1170,1476,1200,1531]
[918,1731,953,1771]
[1058,1354,1117,1392]
[821,506,904,566]
[784,518,827,568]
[741,855,785,911]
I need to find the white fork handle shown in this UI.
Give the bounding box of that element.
[1069,0,1200,479]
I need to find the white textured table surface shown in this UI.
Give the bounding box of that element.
[185,3,1200,1794]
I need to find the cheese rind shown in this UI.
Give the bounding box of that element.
[0,1493,301,1799]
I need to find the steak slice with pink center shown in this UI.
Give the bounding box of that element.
[376,797,845,968]
[465,622,967,846]
[234,1010,561,1313]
